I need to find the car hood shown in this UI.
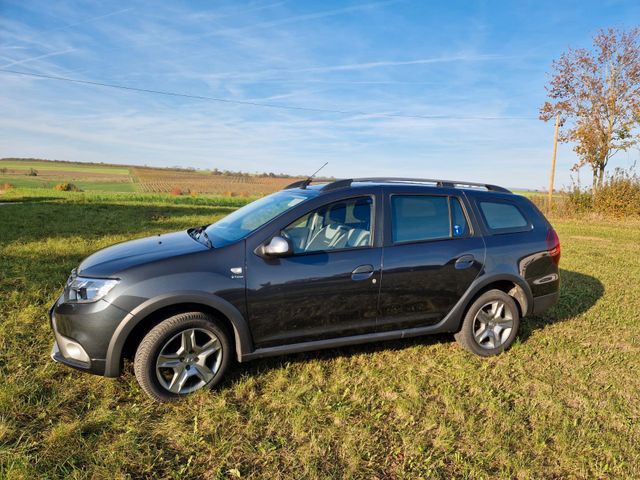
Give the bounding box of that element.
[78,231,209,277]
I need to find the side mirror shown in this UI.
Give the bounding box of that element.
[261,236,292,257]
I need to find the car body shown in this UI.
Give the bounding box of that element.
[50,178,560,400]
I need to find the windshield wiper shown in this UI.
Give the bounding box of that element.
[200,229,212,248]
[188,226,212,248]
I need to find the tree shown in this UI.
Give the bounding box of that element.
[540,27,640,193]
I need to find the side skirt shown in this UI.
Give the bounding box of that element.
[239,309,462,362]
[239,272,534,363]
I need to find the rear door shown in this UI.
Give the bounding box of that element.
[377,189,485,332]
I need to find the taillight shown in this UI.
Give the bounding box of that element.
[546,228,561,265]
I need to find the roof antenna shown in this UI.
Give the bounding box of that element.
[300,162,328,189]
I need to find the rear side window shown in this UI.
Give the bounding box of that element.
[391,195,469,243]
[479,201,529,232]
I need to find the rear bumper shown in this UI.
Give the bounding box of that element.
[532,291,559,315]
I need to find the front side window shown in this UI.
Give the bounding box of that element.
[479,201,528,231]
[282,197,373,254]
[391,195,469,243]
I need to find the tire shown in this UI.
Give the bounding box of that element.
[454,289,520,357]
[134,312,232,402]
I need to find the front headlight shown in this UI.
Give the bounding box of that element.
[65,273,119,303]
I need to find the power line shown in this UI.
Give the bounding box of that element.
[0,68,540,121]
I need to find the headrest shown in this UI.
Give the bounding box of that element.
[352,201,370,223]
[328,203,347,224]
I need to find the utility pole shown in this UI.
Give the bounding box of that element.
[548,113,560,212]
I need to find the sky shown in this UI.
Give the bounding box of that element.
[1,0,639,189]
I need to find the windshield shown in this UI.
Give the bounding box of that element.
[204,189,318,248]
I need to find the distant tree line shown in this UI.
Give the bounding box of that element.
[209,168,296,178]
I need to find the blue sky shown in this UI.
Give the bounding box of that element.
[1,0,639,189]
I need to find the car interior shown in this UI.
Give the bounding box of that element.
[284,198,372,253]
[391,195,451,243]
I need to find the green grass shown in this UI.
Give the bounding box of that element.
[72,181,137,193]
[0,187,258,207]
[0,176,136,192]
[1,189,639,479]
[0,158,136,193]
[0,159,132,176]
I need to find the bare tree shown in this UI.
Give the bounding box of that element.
[540,27,640,193]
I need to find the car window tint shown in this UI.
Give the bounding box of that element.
[391,195,450,243]
[283,197,373,254]
[450,197,469,237]
[479,201,528,230]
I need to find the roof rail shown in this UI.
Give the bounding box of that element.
[283,179,310,189]
[326,178,511,193]
[320,178,353,191]
[283,177,337,190]
[283,177,511,193]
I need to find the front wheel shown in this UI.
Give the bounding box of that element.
[134,312,232,402]
[454,289,520,357]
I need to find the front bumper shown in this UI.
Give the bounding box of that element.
[50,340,105,374]
[49,296,128,376]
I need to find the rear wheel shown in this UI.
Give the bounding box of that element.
[134,312,232,402]
[454,289,520,356]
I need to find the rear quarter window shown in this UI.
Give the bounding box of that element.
[479,201,530,233]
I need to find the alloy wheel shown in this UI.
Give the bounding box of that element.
[155,328,223,394]
[472,300,514,349]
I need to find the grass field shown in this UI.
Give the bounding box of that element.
[0,159,135,193]
[0,159,301,196]
[1,188,639,479]
[132,167,297,196]
[0,159,132,175]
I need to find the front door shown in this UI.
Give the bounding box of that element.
[246,195,382,348]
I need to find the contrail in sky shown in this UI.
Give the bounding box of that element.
[0,48,75,68]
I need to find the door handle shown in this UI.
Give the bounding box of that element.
[351,264,374,281]
[455,254,475,270]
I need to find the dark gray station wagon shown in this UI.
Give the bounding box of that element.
[50,178,560,401]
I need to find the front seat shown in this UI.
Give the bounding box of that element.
[305,203,349,251]
[345,199,371,247]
